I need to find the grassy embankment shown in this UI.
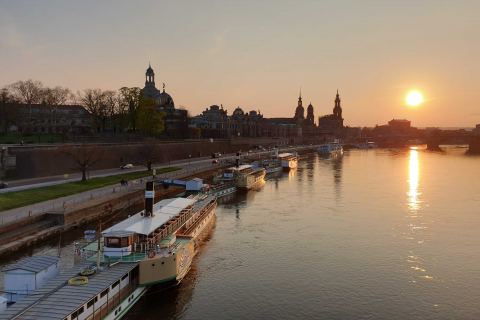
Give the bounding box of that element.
[0,167,179,211]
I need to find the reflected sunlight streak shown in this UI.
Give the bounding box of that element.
[408,149,421,211]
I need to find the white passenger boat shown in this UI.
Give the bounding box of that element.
[1,182,216,320]
[216,165,266,190]
[262,159,283,174]
[278,153,298,170]
[318,141,343,156]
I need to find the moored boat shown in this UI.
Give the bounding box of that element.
[1,182,217,320]
[318,141,343,156]
[278,153,298,170]
[215,164,266,190]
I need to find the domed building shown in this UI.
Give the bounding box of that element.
[190,105,229,138]
[141,64,187,137]
[142,64,175,110]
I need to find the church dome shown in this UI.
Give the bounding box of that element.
[156,91,175,109]
[233,107,244,116]
[295,105,304,113]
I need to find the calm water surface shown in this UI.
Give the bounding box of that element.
[4,148,480,319]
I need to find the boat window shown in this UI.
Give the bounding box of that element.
[106,237,120,247]
[112,280,120,288]
[77,307,84,315]
[121,237,129,247]
[121,273,129,281]
[100,288,109,298]
[87,298,95,308]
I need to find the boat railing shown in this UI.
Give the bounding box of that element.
[85,280,137,320]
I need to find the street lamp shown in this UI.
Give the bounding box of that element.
[0,146,6,169]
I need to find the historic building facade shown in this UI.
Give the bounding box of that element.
[2,103,92,135]
[190,105,229,138]
[190,90,348,141]
[142,64,188,138]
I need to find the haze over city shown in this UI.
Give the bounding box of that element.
[1,0,479,127]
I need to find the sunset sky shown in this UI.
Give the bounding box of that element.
[1,0,479,127]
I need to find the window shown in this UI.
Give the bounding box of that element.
[100,288,109,298]
[106,237,120,247]
[121,273,128,281]
[112,280,120,288]
[121,237,129,247]
[87,296,97,308]
[78,307,84,315]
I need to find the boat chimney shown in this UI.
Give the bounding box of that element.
[145,181,155,217]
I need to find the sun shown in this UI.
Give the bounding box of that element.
[406,90,424,107]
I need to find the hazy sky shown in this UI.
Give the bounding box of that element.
[1,0,479,127]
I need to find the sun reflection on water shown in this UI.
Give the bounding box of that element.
[405,149,434,281]
[408,149,421,212]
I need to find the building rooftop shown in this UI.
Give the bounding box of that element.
[2,263,137,320]
[103,197,195,236]
[2,256,59,273]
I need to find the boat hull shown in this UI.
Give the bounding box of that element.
[236,169,266,190]
[281,159,298,170]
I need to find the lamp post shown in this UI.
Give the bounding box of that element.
[0,147,6,169]
[0,146,6,178]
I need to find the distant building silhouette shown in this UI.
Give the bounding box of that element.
[142,64,187,138]
[190,89,352,142]
[388,119,411,131]
[318,90,344,135]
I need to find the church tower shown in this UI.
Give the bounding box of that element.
[333,89,342,119]
[294,90,305,120]
[145,63,155,88]
[306,103,315,125]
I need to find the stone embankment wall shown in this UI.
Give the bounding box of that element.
[9,140,249,179]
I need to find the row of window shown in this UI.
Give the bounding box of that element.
[65,272,129,320]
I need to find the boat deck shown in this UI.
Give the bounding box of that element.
[1,263,138,320]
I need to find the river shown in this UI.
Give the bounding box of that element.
[2,147,480,319]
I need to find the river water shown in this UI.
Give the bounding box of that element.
[3,147,480,319]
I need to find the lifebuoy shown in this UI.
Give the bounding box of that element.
[68,276,88,286]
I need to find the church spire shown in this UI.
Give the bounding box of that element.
[334,89,342,119]
[298,87,303,107]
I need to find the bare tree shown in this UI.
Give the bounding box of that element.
[103,90,118,133]
[78,89,106,132]
[42,86,74,127]
[43,86,73,106]
[60,145,103,182]
[0,87,19,134]
[9,80,44,127]
[137,141,160,171]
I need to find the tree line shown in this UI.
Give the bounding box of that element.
[0,79,164,136]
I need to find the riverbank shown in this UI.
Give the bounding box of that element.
[0,167,179,211]
[0,145,318,257]
[0,166,221,258]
